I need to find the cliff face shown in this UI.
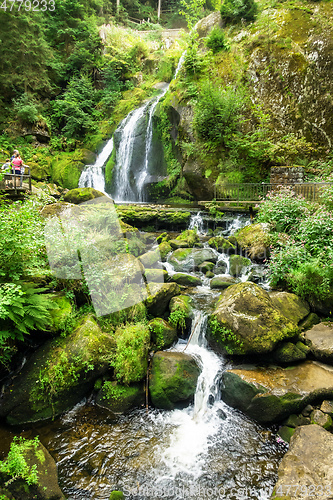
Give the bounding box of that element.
[162,2,333,200]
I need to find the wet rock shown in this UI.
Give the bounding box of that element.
[277,425,295,444]
[229,255,251,277]
[270,292,310,325]
[283,413,309,428]
[174,229,200,248]
[304,323,333,363]
[169,295,194,333]
[208,282,299,355]
[208,236,236,253]
[310,409,332,430]
[210,276,237,290]
[63,187,105,204]
[145,282,180,316]
[0,440,66,500]
[320,400,333,416]
[0,315,115,425]
[170,273,202,287]
[149,351,200,410]
[206,271,214,278]
[198,261,215,274]
[221,361,333,423]
[144,268,168,283]
[299,312,320,331]
[96,382,145,414]
[302,404,313,417]
[214,262,228,274]
[169,239,189,249]
[148,318,177,350]
[116,205,191,230]
[168,248,217,272]
[271,425,333,499]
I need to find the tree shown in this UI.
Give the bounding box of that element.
[220,0,257,24]
[179,0,205,28]
[157,0,162,19]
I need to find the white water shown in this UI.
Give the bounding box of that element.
[188,211,205,234]
[78,137,114,193]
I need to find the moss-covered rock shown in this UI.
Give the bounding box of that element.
[45,292,73,333]
[40,202,73,217]
[50,152,85,189]
[310,409,332,430]
[221,361,333,423]
[0,315,115,425]
[148,318,177,350]
[277,426,295,444]
[229,255,251,277]
[149,351,200,410]
[63,187,105,204]
[96,381,145,414]
[139,249,161,268]
[158,240,172,261]
[269,292,309,325]
[208,236,236,253]
[235,224,271,261]
[208,282,299,355]
[168,248,217,272]
[210,276,237,290]
[169,294,194,333]
[169,239,190,249]
[175,229,200,247]
[0,440,66,500]
[115,205,191,230]
[273,341,308,364]
[170,273,202,287]
[109,491,125,500]
[145,282,181,316]
[198,261,215,274]
[144,268,168,283]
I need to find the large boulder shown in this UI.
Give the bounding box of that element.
[221,361,333,423]
[96,381,145,414]
[63,187,105,204]
[208,282,299,355]
[168,248,217,272]
[0,440,66,500]
[235,223,271,261]
[148,318,177,350]
[271,425,333,499]
[149,351,200,410]
[270,292,310,325]
[145,282,180,316]
[304,322,333,363]
[0,315,115,425]
[170,273,202,287]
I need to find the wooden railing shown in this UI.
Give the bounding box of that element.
[0,166,32,193]
[214,183,333,202]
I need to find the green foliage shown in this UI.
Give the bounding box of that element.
[287,258,333,303]
[220,0,258,24]
[0,436,40,487]
[193,83,244,144]
[206,27,230,53]
[169,308,187,332]
[209,316,244,354]
[256,187,311,233]
[184,44,205,76]
[13,94,39,125]
[319,185,333,211]
[111,322,150,384]
[179,0,206,28]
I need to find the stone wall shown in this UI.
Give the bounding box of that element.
[270,166,304,184]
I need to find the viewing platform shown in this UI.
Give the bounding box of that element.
[0,168,32,197]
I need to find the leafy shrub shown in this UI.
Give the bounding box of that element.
[13,93,39,125]
[256,187,311,233]
[268,243,309,288]
[169,308,187,332]
[296,208,333,256]
[0,436,41,487]
[193,83,244,144]
[287,258,333,303]
[220,0,258,24]
[184,45,205,76]
[206,27,229,53]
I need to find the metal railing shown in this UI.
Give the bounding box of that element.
[214,182,333,202]
[0,166,32,193]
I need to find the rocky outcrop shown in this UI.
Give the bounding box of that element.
[221,361,333,423]
[304,323,333,363]
[149,351,200,410]
[271,425,333,500]
[0,315,115,425]
[208,282,300,355]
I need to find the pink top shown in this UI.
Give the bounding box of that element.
[12,157,23,168]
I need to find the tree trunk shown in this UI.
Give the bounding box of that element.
[116,0,120,14]
[157,0,161,20]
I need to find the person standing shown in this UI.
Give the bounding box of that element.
[11,153,23,187]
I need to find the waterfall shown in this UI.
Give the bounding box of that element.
[188,211,205,234]
[78,137,114,193]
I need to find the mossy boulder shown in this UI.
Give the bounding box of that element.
[274,341,309,364]
[50,152,84,189]
[144,268,168,283]
[40,202,73,217]
[175,229,200,247]
[168,248,217,272]
[198,261,215,274]
[109,491,125,500]
[96,381,145,414]
[235,224,271,261]
[148,318,177,350]
[210,276,237,290]
[310,409,332,430]
[0,315,115,425]
[0,440,66,500]
[208,236,236,253]
[277,425,295,444]
[269,292,310,325]
[169,239,190,250]
[63,187,105,204]
[208,282,299,355]
[229,255,251,277]
[139,249,161,268]
[145,282,181,316]
[115,205,191,230]
[149,351,200,410]
[221,361,333,423]
[170,273,202,287]
[169,295,194,333]
[158,240,172,261]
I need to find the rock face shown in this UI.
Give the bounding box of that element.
[0,316,115,425]
[208,282,300,355]
[149,351,200,410]
[221,361,333,423]
[271,425,333,500]
[304,323,333,363]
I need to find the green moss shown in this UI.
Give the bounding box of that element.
[208,316,245,355]
[63,187,104,204]
[148,318,177,350]
[50,151,86,189]
[105,145,116,191]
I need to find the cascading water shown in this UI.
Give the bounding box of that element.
[78,137,114,193]
[188,211,205,235]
